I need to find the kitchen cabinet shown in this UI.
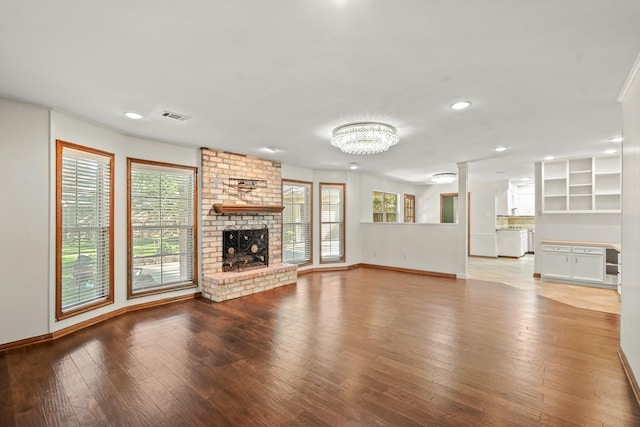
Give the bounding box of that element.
[541,242,616,288]
[518,194,535,216]
[496,189,519,216]
[497,229,527,258]
[571,248,604,282]
[542,245,572,279]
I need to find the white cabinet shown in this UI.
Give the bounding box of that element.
[517,194,535,216]
[542,245,572,279]
[520,231,528,255]
[496,187,521,216]
[542,244,608,286]
[497,230,527,258]
[571,247,604,282]
[542,155,621,213]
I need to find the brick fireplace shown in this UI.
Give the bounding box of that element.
[200,149,297,302]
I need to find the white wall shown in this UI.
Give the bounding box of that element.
[469,180,502,257]
[1,98,204,345]
[360,223,458,275]
[0,98,50,345]
[281,163,314,182]
[495,181,510,216]
[416,182,458,223]
[532,162,621,274]
[50,111,201,332]
[416,180,503,257]
[358,173,418,223]
[281,166,423,271]
[620,54,640,384]
[0,99,498,345]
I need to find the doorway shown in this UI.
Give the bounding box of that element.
[440,192,470,256]
[440,193,458,223]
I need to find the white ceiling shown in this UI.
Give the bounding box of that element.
[1,1,639,183]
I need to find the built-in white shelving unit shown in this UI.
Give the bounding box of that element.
[542,154,621,213]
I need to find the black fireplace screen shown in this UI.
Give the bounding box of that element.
[222,226,269,272]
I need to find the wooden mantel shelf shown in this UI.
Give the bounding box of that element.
[212,204,285,214]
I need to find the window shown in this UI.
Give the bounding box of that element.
[128,159,198,297]
[404,193,416,223]
[320,183,345,263]
[282,180,312,265]
[372,191,398,222]
[56,140,114,319]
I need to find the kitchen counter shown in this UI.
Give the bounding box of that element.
[540,240,620,252]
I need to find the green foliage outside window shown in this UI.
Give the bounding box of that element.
[373,191,397,222]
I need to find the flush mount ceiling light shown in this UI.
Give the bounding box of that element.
[494,146,508,152]
[608,136,623,142]
[124,112,144,120]
[544,155,555,160]
[431,172,457,184]
[349,162,359,170]
[450,101,472,110]
[604,149,617,154]
[330,122,398,155]
[265,147,279,153]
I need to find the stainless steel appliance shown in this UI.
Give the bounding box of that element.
[527,229,535,254]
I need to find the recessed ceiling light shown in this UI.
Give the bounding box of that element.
[349,163,358,170]
[604,149,617,154]
[450,101,472,110]
[265,147,279,153]
[494,146,507,152]
[124,112,144,120]
[544,155,555,160]
[608,136,623,143]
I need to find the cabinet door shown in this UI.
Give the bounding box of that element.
[543,251,571,279]
[518,194,535,216]
[572,253,604,282]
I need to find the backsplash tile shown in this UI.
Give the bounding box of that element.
[497,215,535,230]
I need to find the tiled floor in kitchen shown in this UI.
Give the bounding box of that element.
[468,254,620,314]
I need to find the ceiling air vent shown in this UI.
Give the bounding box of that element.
[160,110,191,122]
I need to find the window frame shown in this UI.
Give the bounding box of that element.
[404,193,416,223]
[282,179,313,267]
[127,158,198,299]
[372,191,398,223]
[56,140,114,320]
[319,182,346,264]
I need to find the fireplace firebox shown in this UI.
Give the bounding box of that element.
[222,226,269,272]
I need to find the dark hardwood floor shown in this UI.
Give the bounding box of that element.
[1,268,639,426]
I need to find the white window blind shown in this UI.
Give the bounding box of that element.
[58,143,113,316]
[320,183,345,263]
[282,181,312,265]
[129,160,196,295]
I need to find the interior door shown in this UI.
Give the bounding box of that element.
[440,193,458,223]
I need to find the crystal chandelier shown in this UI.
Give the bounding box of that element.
[330,122,399,155]
[432,172,457,184]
